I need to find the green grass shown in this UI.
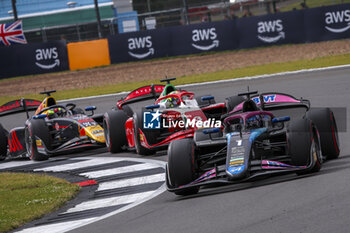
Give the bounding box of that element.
[0,52,349,105]
[0,172,80,233]
[281,0,350,12]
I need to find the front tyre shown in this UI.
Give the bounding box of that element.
[25,119,50,161]
[288,118,322,174]
[103,111,128,153]
[167,138,199,195]
[195,95,216,107]
[133,110,156,155]
[306,108,340,159]
[0,124,7,161]
[225,95,245,113]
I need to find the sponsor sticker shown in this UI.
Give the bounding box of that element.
[227,165,244,174]
[252,94,276,104]
[36,140,42,146]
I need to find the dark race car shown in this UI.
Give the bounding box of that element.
[0,90,105,161]
[103,78,238,155]
[166,91,340,195]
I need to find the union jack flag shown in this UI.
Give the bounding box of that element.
[0,20,27,46]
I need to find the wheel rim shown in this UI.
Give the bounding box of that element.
[103,120,110,149]
[133,115,140,154]
[311,136,322,165]
[332,114,339,152]
[133,127,140,154]
[25,127,33,158]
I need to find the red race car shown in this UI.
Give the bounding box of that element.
[103,78,242,155]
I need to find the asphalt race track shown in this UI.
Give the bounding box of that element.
[1,66,350,233]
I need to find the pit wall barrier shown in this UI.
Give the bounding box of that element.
[0,3,349,79]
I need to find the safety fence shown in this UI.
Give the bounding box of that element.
[1,3,349,79]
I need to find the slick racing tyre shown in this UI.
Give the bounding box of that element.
[0,124,7,161]
[195,95,216,107]
[287,118,322,175]
[25,119,50,161]
[122,105,134,118]
[71,108,85,115]
[103,110,128,153]
[225,95,245,113]
[167,138,199,195]
[133,110,156,155]
[306,108,340,159]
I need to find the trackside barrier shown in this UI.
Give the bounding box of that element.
[108,28,171,63]
[67,39,111,71]
[169,20,238,56]
[0,3,349,79]
[0,40,69,79]
[107,3,350,63]
[236,10,305,49]
[304,4,350,42]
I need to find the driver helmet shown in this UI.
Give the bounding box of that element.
[247,115,263,129]
[165,91,180,108]
[47,107,63,118]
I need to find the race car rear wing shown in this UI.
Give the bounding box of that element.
[232,92,310,113]
[116,85,165,109]
[0,99,41,117]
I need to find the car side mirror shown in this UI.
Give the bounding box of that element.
[145,104,160,110]
[85,106,96,116]
[272,116,290,123]
[85,106,96,111]
[201,96,214,102]
[203,127,220,134]
[33,114,47,119]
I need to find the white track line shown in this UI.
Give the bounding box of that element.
[65,191,156,213]
[15,217,97,233]
[79,163,159,178]
[0,160,38,170]
[34,157,123,172]
[59,64,350,103]
[98,173,165,191]
[10,157,166,233]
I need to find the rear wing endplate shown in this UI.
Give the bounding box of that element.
[0,99,41,116]
[117,85,165,108]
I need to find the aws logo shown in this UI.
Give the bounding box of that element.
[35,47,60,69]
[191,28,219,51]
[128,36,154,59]
[325,10,350,33]
[257,20,285,43]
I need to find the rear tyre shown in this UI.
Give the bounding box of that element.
[287,118,322,174]
[167,138,199,195]
[195,95,216,107]
[0,124,8,161]
[71,107,84,115]
[122,105,134,117]
[103,110,128,153]
[225,96,245,113]
[133,110,156,155]
[25,119,50,161]
[306,108,340,159]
